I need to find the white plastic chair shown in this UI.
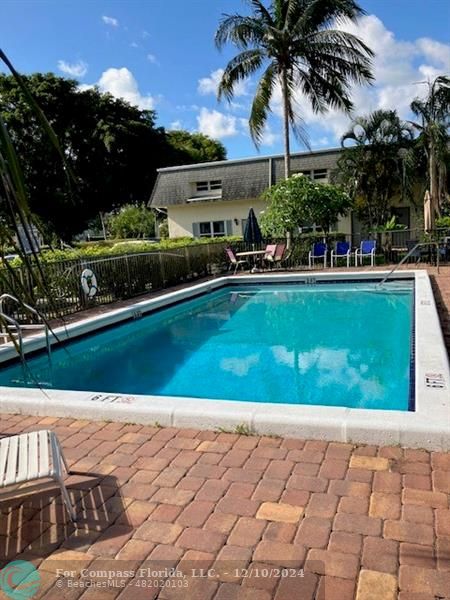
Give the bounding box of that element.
[0,430,76,521]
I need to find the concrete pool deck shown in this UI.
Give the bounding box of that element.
[0,268,448,451]
[0,414,449,599]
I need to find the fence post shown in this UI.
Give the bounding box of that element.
[184,245,191,277]
[206,243,212,274]
[158,251,166,287]
[125,255,131,297]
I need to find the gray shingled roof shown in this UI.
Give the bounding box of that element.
[149,147,342,207]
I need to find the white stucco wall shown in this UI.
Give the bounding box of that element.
[167,199,267,238]
[167,199,356,239]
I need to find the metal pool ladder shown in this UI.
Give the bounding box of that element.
[0,293,51,364]
[377,242,440,288]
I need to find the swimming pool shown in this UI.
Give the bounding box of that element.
[0,281,414,411]
[0,271,448,449]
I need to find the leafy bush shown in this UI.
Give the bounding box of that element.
[261,175,352,236]
[107,204,155,238]
[158,219,169,239]
[7,236,241,266]
[436,216,450,228]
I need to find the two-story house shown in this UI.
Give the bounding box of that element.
[149,147,419,239]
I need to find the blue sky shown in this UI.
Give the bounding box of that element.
[2,0,450,159]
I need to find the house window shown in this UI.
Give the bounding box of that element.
[196,181,209,192]
[313,169,328,180]
[195,220,227,238]
[195,180,222,193]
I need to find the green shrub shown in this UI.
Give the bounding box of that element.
[436,216,450,229]
[8,236,242,266]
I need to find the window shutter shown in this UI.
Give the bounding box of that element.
[225,220,233,236]
[192,222,200,238]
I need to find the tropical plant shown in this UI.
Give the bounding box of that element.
[106,204,156,239]
[166,130,226,163]
[215,0,373,177]
[336,109,415,229]
[410,75,450,227]
[260,174,352,235]
[372,215,407,233]
[436,216,450,229]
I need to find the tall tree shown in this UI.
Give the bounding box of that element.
[410,75,450,227]
[215,0,373,178]
[166,130,226,163]
[336,109,415,229]
[0,74,226,239]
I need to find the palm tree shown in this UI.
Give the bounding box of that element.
[215,0,374,178]
[337,109,415,230]
[410,76,450,227]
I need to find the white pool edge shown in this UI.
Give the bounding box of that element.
[0,270,449,450]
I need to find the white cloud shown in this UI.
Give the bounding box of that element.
[198,68,249,97]
[82,68,156,110]
[269,14,450,143]
[102,15,119,27]
[130,42,139,48]
[57,60,88,78]
[169,120,183,130]
[78,83,94,92]
[147,53,159,65]
[197,108,239,138]
[221,354,259,377]
[416,38,450,71]
[260,124,280,147]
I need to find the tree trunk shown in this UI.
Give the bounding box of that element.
[281,69,291,180]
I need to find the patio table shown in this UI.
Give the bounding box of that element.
[236,249,266,272]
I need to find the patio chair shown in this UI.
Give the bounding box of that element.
[0,430,76,521]
[308,242,327,269]
[406,240,421,263]
[354,240,376,266]
[225,247,248,274]
[331,241,351,267]
[262,244,277,269]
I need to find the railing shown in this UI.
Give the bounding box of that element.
[0,293,51,357]
[0,312,24,363]
[377,242,441,286]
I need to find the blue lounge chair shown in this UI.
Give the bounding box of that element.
[331,241,351,267]
[355,240,376,266]
[309,242,327,269]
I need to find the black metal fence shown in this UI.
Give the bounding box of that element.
[0,243,230,321]
[1,229,449,322]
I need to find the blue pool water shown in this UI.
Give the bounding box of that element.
[0,282,414,410]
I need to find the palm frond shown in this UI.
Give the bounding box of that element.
[217,49,265,101]
[215,15,266,50]
[248,62,277,146]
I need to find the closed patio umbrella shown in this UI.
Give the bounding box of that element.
[424,190,434,232]
[244,208,263,245]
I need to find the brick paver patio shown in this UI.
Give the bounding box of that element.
[0,414,449,599]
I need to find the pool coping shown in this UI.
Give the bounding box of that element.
[0,270,449,450]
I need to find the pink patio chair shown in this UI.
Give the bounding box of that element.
[225,247,248,274]
[263,244,277,269]
[273,243,287,269]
